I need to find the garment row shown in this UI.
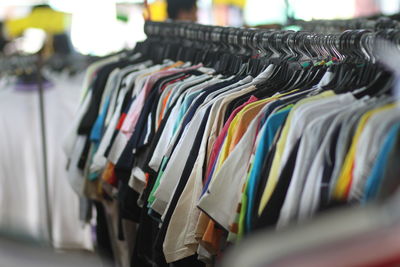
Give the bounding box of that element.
[64,52,400,266]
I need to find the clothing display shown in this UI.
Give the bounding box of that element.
[64,21,400,267]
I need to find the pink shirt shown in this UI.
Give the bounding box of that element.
[121,65,201,138]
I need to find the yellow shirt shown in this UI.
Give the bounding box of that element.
[215,98,270,172]
[5,7,70,38]
[214,91,298,183]
[214,0,247,8]
[215,94,288,173]
[333,103,396,200]
[148,0,168,22]
[258,91,335,215]
[200,91,296,253]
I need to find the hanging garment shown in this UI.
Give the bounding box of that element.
[64,21,400,267]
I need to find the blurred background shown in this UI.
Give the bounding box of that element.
[1,0,400,56]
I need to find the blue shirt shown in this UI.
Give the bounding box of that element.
[173,90,204,134]
[90,97,111,143]
[363,122,400,202]
[245,105,292,232]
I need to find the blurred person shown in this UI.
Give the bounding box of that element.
[3,4,73,56]
[167,0,198,21]
[0,22,9,53]
[354,0,380,17]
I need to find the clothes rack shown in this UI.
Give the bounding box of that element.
[139,20,400,67]
[36,54,53,245]
[0,54,52,245]
[65,20,400,267]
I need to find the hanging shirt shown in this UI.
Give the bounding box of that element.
[151,78,239,215]
[147,75,217,172]
[294,103,357,222]
[327,97,391,200]
[162,86,258,263]
[78,62,160,177]
[333,103,395,200]
[120,64,200,139]
[363,122,400,201]
[258,90,335,216]
[277,94,356,227]
[198,88,296,230]
[244,104,293,232]
[146,77,229,212]
[295,98,369,220]
[349,106,400,201]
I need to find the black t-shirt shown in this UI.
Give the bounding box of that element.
[251,134,279,225]
[319,124,341,210]
[114,73,191,227]
[253,139,301,230]
[78,59,144,134]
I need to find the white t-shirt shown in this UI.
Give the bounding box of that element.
[197,100,275,230]
[295,100,368,222]
[147,76,220,172]
[162,82,257,263]
[277,93,356,228]
[349,106,400,201]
